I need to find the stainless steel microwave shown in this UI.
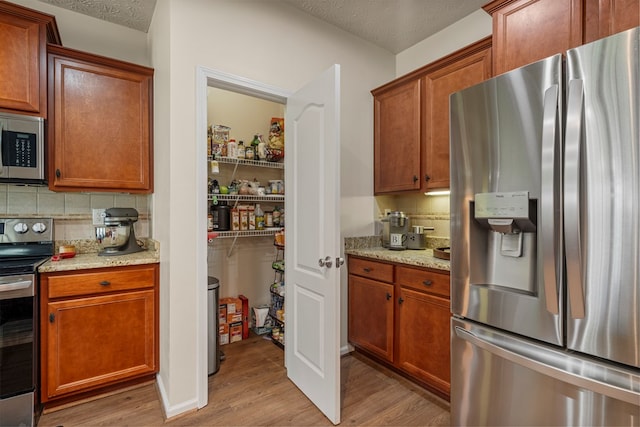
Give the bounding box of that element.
[0,112,45,184]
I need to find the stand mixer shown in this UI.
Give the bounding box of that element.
[95,207,144,256]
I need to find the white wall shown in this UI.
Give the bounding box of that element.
[150,0,394,417]
[396,9,492,76]
[10,0,150,66]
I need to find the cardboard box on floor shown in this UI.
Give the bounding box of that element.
[219,296,247,345]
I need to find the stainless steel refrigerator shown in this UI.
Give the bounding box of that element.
[449,27,639,426]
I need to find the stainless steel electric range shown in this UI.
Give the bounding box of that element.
[0,218,53,427]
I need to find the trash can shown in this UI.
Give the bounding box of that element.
[207,276,220,375]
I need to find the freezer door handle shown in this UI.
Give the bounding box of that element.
[454,324,640,405]
[564,79,586,318]
[540,84,560,315]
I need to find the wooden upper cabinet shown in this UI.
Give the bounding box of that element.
[584,0,639,43]
[48,44,154,193]
[372,38,492,194]
[373,78,422,194]
[0,1,60,117]
[423,37,492,190]
[484,0,583,75]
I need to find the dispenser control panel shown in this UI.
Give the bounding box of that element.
[475,191,530,219]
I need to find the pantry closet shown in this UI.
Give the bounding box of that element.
[206,86,286,342]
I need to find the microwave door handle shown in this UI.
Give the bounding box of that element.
[564,79,586,319]
[541,84,560,315]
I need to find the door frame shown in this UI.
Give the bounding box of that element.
[195,66,291,407]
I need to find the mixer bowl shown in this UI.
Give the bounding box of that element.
[95,225,130,250]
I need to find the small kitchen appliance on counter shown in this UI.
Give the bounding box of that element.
[387,211,409,250]
[95,208,143,256]
[406,225,434,250]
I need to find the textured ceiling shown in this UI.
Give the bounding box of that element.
[283,0,488,53]
[37,0,157,32]
[36,0,487,53]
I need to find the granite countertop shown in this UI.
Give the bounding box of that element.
[345,247,450,271]
[39,239,160,273]
[344,236,450,271]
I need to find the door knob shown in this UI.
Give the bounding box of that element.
[318,256,333,268]
[335,257,344,268]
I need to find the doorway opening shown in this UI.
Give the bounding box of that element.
[195,66,291,409]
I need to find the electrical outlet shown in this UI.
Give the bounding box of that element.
[92,208,106,226]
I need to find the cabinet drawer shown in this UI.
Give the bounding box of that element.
[348,257,394,283]
[396,266,449,298]
[46,265,157,299]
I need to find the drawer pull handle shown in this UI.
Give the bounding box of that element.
[386,292,391,300]
[363,267,372,273]
[99,280,111,286]
[422,280,433,286]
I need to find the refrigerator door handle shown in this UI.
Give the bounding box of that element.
[540,84,560,315]
[454,325,640,405]
[564,79,586,318]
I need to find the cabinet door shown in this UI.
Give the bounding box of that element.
[48,45,154,193]
[584,0,640,43]
[348,275,394,362]
[44,290,156,400]
[0,8,44,115]
[373,78,422,194]
[485,0,583,75]
[396,287,450,397]
[423,39,492,190]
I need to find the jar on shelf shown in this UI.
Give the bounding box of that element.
[273,206,281,226]
[245,145,255,160]
[237,141,246,159]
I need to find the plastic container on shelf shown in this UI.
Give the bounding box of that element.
[227,139,237,158]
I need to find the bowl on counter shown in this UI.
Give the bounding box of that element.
[95,225,130,250]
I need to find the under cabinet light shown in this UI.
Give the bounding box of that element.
[424,190,450,196]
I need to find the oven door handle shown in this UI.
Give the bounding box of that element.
[0,279,33,293]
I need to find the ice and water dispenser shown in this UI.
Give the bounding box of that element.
[470,191,538,293]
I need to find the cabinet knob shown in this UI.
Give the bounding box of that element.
[363,267,372,273]
[398,297,404,305]
[55,169,61,178]
[422,280,432,287]
[386,292,391,301]
[425,174,430,182]
[49,313,55,323]
[413,175,418,183]
[99,280,111,286]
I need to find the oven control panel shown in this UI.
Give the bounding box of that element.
[0,218,53,243]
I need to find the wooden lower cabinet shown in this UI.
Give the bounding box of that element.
[40,264,159,405]
[348,274,394,362]
[396,287,451,395]
[348,256,451,399]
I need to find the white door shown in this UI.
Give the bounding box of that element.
[284,65,341,424]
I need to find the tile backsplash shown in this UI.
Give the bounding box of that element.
[0,184,151,241]
[376,193,450,239]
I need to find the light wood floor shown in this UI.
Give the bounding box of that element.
[38,334,450,426]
